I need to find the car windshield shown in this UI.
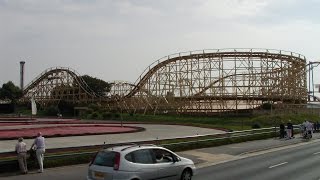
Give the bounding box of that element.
[92,151,116,167]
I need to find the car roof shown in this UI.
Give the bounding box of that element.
[102,144,164,153]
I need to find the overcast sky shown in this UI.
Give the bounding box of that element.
[0,0,319,92]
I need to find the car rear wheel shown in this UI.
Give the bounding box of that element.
[181,169,192,180]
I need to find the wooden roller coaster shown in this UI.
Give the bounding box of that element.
[22,49,309,115]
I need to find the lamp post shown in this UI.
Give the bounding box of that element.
[307,61,320,115]
[120,107,123,128]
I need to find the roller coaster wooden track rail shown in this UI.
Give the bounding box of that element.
[22,67,101,106]
[22,49,309,114]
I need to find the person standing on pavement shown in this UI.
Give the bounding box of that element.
[313,121,317,133]
[306,121,313,137]
[286,120,294,139]
[15,137,28,174]
[30,132,46,173]
[279,122,285,139]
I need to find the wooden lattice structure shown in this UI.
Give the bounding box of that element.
[107,81,135,98]
[113,49,307,114]
[22,67,99,107]
[22,49,308,115]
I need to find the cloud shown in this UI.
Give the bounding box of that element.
[192,0,270,19]
[0,0,319,86]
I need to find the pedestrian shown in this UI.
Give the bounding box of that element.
[314,121,319,133]
[15,137,28,174]
[299,123,305,137]
[305,120,313,138]
[30,132,46,173]
[279,122,285,139]
[304,120,313,139]
[286,120,293,139]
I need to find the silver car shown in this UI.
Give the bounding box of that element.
[87,144,196,180]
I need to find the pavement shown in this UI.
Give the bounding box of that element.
[0,123,225,153]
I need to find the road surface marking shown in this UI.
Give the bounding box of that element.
[269,162,288,169]
[313,152,320,155]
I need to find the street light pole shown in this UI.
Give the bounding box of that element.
[120,107,123,128]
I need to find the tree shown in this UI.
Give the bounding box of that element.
[81,75,111,96]
[0,81,23,103]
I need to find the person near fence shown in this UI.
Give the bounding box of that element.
[15,137,28,174]
[299,123,305,137]
[286,120,294,139]
[279,122,285,139]
[30,132,46,173]
[306,121,313,137]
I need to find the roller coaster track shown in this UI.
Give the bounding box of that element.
[23,49,310,114]
[23,67,101,105]
[107,81,135,97]
[126,49,306,98]
[117,49,308,114]
[193,68,285,97]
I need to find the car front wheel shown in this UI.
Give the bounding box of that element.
[181,169,192,180]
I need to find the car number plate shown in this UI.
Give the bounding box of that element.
[94,171,105,179]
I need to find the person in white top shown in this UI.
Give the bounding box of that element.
[306,121,313,133]
[15,137,28,174]
[30,132,46,173]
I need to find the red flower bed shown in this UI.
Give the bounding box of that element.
[0,125,142,140]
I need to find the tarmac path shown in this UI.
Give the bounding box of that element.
[0,123,224,153]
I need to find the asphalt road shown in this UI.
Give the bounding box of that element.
[0,164,88,180]
[2,139,320,180]
[194,140,320,180]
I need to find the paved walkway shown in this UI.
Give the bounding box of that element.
[0,124,224,153]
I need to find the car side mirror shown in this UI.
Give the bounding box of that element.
[173,155,180,163]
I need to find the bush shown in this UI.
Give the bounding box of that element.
[86,114,92,119]
[86,108,93,114]
[88,104,100,111]
[261,103,274,110]
[57,100,74,116]
[252,122,261,129]
[114,113,121,119]
[44,106,59,116]
[102,112,112,119]
[91,112,99,119]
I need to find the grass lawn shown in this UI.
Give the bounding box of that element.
[116,112,320,131]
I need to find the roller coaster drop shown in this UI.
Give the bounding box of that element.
[23,49,309,115]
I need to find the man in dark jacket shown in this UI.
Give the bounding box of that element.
[287,120,294,139]
[279,122,285,138]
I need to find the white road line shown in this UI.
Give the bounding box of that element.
[268,162,288,169]
[313,152,320,155]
